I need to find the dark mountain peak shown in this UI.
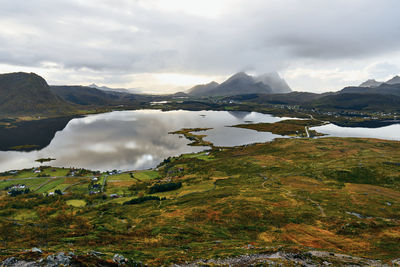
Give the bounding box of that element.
[386,75,400,85]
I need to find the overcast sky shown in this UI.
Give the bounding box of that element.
[1,0,400,93]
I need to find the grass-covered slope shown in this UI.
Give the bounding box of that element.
[1,138,400,264]
[0,72,71,116]
[308,93,400,112]
[51,85,121,106]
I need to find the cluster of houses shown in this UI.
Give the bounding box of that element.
[89,176,102,195]
[47,190,63,196]
[7,184,30,196]
[89,183,102,195]
[107,170,123,175]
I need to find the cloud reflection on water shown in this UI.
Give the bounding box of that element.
[0,110,286,172]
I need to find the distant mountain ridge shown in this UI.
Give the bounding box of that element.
[187,72,291,97]
[359,79,383,88]
[386,75,400,85]
[88,83,142,94]
[341,82,400,97]
[359,75,400,87]
[88,83,130,94]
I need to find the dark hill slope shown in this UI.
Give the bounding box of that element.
[51,85,121,106]
[0,72,69,116]
[340,83,400,97]
[308,93,400,111]
[188,81,219,97]
[223,91,328,105]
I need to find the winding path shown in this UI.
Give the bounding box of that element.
[308,198,326,217]
[305,126,310,138]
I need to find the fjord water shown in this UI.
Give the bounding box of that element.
[2,110,399,172]
[312,123,400,140]
[0,110,287,172]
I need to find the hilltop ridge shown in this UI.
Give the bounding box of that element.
[0,72,71,116]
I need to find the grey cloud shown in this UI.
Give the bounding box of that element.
[0,0,400,87]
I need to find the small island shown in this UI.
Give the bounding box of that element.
[35,157,56,164]
[233,119,326,137]
[170,128,213,146]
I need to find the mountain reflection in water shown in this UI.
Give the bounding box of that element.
[0,110,286,172]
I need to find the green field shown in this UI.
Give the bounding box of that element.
[40,167,70,177]
[35,178,66,194]
[66,199,87,207]
[0,177,50,191]
[133,170,159,181]
[181,151,214,161]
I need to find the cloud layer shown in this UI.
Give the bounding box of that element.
[1,0,400,92]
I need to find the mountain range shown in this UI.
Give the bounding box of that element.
[359,75,400,87]
[88,83,138,94]
[1,71,400,117]
[187,72,291,97]
[340,83,400,97]
[341,76,400,97]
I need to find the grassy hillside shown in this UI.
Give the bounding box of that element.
[0,72,71,116]
[51,85,122,106]
[221,91,328,105]
[1,137,399,265]
[340,83,400,97]
[308,93,400,112]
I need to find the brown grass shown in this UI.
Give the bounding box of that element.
[282,223,370,252]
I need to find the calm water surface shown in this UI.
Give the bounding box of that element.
[312,123,400,140]
[0,110,289,172]
[1,110,399,172]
